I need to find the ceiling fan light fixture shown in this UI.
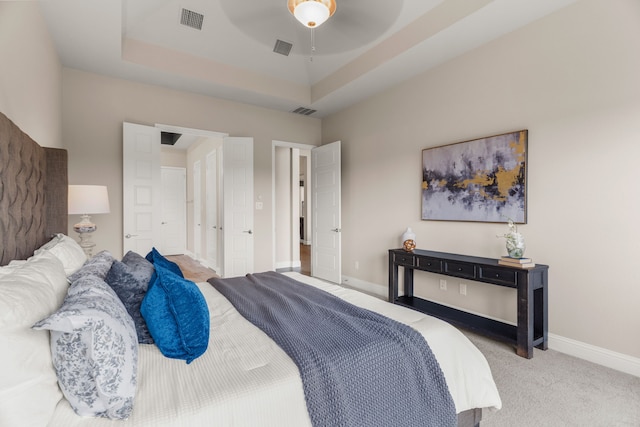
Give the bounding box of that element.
[288,0,336,28]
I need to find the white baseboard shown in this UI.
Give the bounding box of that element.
[275,260,301,270]
[182,250,195,258]
[181,252,219,273]
[548,334,640,378]
[341,275,387,299]
[340,275,640,378]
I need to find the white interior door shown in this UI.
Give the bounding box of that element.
[311,141,341,283]
[160,167,186,255]
[193,160,202,260]
[223,137,254,278]
[123,122,161,255]
[205,150,219,270]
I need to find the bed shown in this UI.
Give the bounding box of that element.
[0,111,501,427]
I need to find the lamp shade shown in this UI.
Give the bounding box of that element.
[68,185,110,215]
[288,0,336,28]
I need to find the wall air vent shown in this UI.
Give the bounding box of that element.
[291,107,317,116]
[273,39,293,56]
[180,8,204,30]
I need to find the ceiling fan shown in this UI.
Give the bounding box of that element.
[219,0,404,56]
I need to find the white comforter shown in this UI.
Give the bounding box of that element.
[48,272,501,427]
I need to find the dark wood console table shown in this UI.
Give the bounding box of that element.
[388,249,548,358]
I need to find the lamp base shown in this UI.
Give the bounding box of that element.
[74,215,96,258]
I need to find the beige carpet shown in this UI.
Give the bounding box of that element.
[462,331,640,426]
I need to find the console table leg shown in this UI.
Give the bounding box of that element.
[404,268,414,297]
[536,269,549,350]
[388,256,398,303]
[516,274,534,359]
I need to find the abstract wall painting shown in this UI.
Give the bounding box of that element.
[421,130,527,223]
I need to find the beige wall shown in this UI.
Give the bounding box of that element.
[0,2,62,148]
[3,0,638,365]
[161,146,187,168]
[63,69,321,271]
[322,0,640,359]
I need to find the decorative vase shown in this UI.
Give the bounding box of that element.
[401,227,416,252]
[505,232,526,258]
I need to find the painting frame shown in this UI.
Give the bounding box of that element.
[421,130,528,223]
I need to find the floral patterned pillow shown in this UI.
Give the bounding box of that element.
[67,250,115,283]
[33,275,138,420]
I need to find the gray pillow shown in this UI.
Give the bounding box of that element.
[121,251,155,284]
[67,250,115,283]
[105,260,154,344]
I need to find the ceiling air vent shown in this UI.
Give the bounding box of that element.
[291,107,317,116]
[161,132,181,145]
[273,39,293,56]
[180,8,204,30]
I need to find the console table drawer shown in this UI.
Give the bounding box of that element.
[394,253,415,267]
[444,261,476,279]
[479,267,517,287]
[416,257,442,273]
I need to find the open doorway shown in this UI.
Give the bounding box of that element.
[272,141,314,276]
[124,122,256,277]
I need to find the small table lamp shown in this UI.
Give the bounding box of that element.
[68,185,111,258]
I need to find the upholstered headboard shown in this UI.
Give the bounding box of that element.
[0,112,68,265]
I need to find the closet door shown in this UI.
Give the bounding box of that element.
[205,150,219,270]
[122,122,161,255]
[160,167,186,255]
[193,160,202,260]
[222,137,254,277]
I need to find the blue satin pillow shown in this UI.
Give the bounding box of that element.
[140,264,209,364]
[145,247,183,278]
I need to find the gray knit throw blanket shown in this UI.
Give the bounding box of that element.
[209,272,456,427]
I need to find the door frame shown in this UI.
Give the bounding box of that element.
[271,140,317,272]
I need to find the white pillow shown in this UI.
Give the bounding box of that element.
[0,259,27,278]
[0,251,68,427]
[33,275,138,420]
[35,234,87,276]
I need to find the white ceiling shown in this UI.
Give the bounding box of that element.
[38,0,578,118]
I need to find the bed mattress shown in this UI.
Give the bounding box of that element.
[48,272,501,426]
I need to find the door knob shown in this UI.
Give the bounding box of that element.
[331,228,341,233]
[242,230,253,234]
[124,234,139,239]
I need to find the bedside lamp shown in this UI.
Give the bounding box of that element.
[68,185,110,258]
